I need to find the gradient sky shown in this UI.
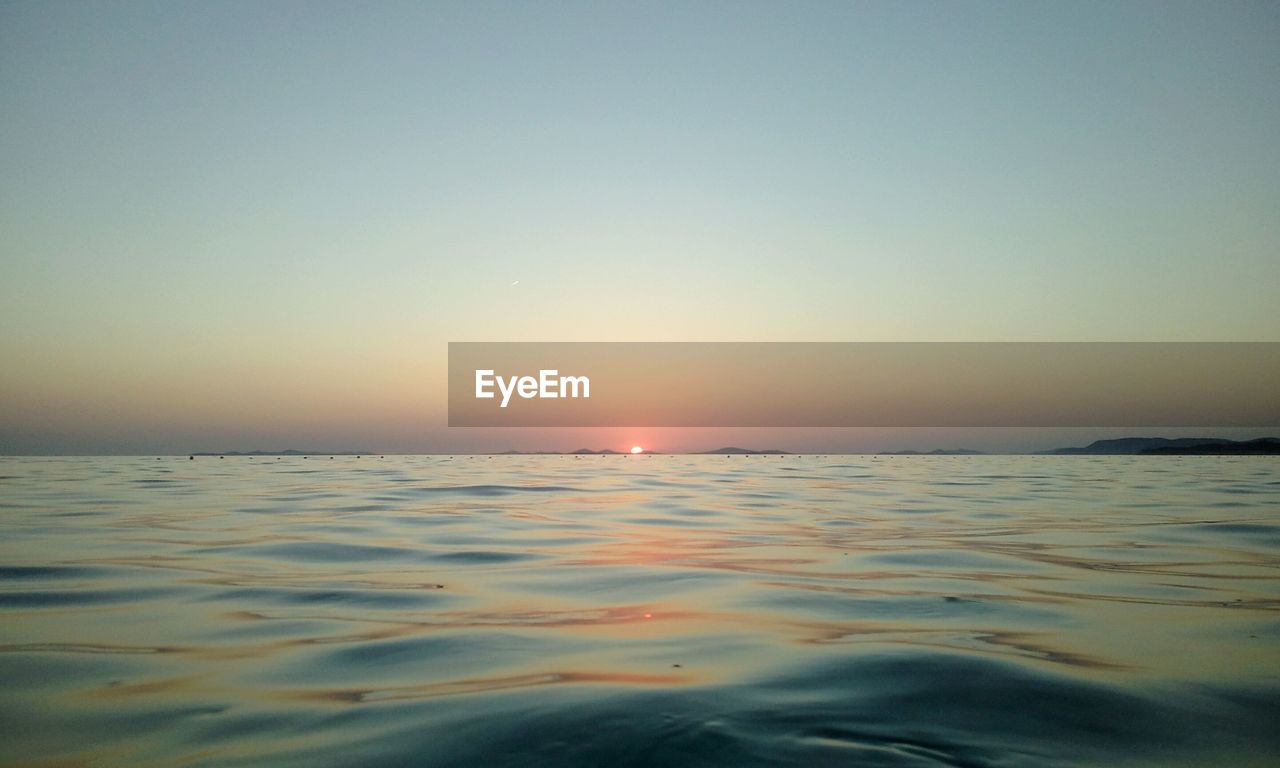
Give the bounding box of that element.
[2,1,1278,454]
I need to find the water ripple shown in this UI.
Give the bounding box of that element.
[0,455,1277,767]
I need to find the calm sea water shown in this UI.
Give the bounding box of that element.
[1,455,1278,767]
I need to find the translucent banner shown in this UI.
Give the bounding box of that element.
[447,342,1280,427]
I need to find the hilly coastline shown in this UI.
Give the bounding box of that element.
[1048,437,1280,455]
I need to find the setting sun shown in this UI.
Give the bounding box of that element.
[630,445,643,454]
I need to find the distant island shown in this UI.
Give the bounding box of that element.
[1047,437,1280,455]
[1139,438,1280,455]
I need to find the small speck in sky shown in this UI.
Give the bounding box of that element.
[511,280,520,286]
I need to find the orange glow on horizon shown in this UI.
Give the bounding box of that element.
[630,445,643,454]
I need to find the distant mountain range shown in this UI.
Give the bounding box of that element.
[1047,437,1280,455]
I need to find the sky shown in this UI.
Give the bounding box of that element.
[2,1,1278,454]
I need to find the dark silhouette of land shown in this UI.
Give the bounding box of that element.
[697,447,791,455]
[1140,438,1280,455]
[1047,437,1280,455]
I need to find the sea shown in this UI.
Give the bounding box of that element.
[1,455,1277,767]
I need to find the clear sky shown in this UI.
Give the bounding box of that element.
[2,1,1278,454]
